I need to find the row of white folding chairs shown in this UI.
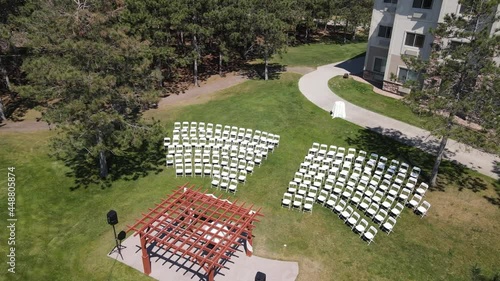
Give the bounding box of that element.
[168,148,263,164]
[169,131,279,149]
[210,176,239,193]
[281,193,314,213]
[172,129,280,147]
[172,122,280,146]
[304,151,419,185]
[174,121,269,139]
[167,142,270,161]
[211,171,247,187]
[167,151,263,169]
[173,159,254,176]
[166,138,273,156]
[306,144,421,181]
[298,159,425,198]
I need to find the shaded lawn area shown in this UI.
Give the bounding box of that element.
[271,42,367,67]
[0,73,499,281]
[329,76,499,154]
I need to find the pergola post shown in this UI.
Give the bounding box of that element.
[208,266,215,281]
[245,231,253,257]
[140,234,151,275]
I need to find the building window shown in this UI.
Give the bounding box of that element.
[459,4,471,14]
[412,0,433,9]
[373,58,387,73]
[384,0,397,3]
[398,68,419,83]
[378,25,392,38]
[405,32,425,48]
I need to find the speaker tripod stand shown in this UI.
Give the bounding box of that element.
[109,224,127,259]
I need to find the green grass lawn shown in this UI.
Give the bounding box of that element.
[1,73,499,281]
[329,76,499,154]
[271,42,367,67]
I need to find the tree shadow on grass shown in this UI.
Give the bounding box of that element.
[346,127,493,201]
[64,143,165,191]
[239,63,285,80]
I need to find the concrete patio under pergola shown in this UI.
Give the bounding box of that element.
[108,184,298,281]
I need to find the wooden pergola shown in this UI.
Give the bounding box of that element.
[127,183,263,281]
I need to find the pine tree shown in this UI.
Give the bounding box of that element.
[403,0,500,186]
[14,0,164,181]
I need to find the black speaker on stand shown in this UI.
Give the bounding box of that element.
[107,210,125,259]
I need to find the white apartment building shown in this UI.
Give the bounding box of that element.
[363,0,500,94]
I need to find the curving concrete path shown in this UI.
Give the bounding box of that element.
[298,56,499,179]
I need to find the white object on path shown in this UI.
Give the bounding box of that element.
[332,101,346,119]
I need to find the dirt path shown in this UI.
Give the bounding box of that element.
[0,73,248,133]
[0,67,314,133]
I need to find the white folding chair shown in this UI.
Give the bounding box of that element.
[333,199,347,214]
[238,170,247,184]
[316,190,329,205]
[246,161,255,174]
[358,196,372,212]
[381,196,395,210]
[175,163,184,177]
[407,193,422,210]
[282,192,293,209]
[220,177,230,191]
[292,194,304,211]
[229,168,238,180]
[381,216,397,235]
[303,197,314,213]
[166,154,174,167]
[354,219,368,235]
[346,211,361,228]
[390,202,404,218]
[211,175,221,188]
[415,182,429,196]
[203,163,212,177]
[415,201,431,218]
[365,202,379,218]
[340,205,354,221]
[184,163,193,176]
[373,208,388,225]
[362,226,378,244]
[194,163,203,177]
[398,188,412,204]
[325,194,338,210]
[228,179,238,193]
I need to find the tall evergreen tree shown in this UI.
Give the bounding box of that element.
[14,0,164,180]
[403,0,500,186]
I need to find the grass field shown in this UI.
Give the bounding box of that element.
[1,71,499,281]
[271,42,367,67]
[328,76,499,154]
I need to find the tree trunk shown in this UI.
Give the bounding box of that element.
[343,20,349,43]
[219,52,223,77]
[193,35,199,87]
[305,28,309,42]
[0,61,10,121]
[0,99,6,122]
[98,132,108,178]
[430,135,448,187]
[264,51,269,81]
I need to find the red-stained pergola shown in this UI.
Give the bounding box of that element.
[127,183,263,281]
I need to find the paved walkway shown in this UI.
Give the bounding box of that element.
[298,56,499,179]
[108,234,299,281]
